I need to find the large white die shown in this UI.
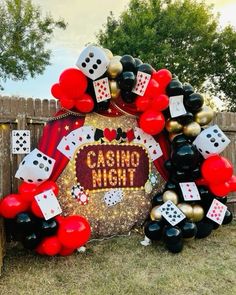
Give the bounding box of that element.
[76,45,109,80]
[15,148,55,184]
[193,125,230,158]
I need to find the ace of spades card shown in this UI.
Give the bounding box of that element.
[158,200,186,226]
[93,77,111,103]
[179,182,201,201]
[35,189,62,220]
[206,199,227,225]
[12,130,31,154]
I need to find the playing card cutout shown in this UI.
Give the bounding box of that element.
[35,189,62,220]
[179,182,201,201]
[206,199,227,225]
[133,127,163,161]
[12,130,30,154]
[104,189,123,207]
[193,125,230,159]
[93,77,111,103]
[15,148,55,184]
[71,184,89,205]
[169,95,187,118]
[158,200,186,226]
[132,71,151,96]
[76,45,109,80]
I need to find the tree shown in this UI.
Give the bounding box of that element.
[0,0,66,88]
[97,0,236,110]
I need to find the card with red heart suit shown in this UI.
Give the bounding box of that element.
[35,189,62,220]
[93,77,111,102]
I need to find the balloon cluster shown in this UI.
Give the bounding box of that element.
[0,181,91,256]
[51,46,173,136]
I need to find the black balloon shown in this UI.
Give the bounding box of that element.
[163,226,183,245]
[120,55,136,72]
[152,193,163,207]
[171,169,188,182]
[137,63,155,75]
[38,218,58,237]
[15,212,36,234]
[164,160,173,171]
[216,196,228,204]
[166,77,183,96]
[94,100,110,112]
[144,221,163,241]
[134,57,143,67]
[183,83,194,97]
[176,112,194,125]
[181,221,197,239]
[171,143,200,171]
[165,181,178,192]
[22,232,42,250]
[184,93,204,112]
[222,210,233,225]
[118,71,136,91]
[165,240,184,253]
[195,220,213,239]
[120,89,137,103]
[171,134,190,149]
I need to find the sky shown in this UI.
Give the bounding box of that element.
[1,0,236,99]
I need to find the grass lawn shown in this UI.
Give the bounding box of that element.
[0,222,235,295]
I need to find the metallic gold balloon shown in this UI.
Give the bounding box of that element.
[192,204,204,222]
[194,106,215,126]
[166,119,183,133]
[109,80,120,100]
[163,190,179,205]
[177,203,194,219]
[107,60,123,79]
[145,181,153,194]
[103,48,113,60]
[112,55,121,61]
[150,205,162,221]
[183,122,201,137]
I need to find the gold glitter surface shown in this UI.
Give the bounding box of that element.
[56,114,166,238]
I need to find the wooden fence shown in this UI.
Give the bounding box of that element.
[0,96,235,270]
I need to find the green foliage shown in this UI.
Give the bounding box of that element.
[0,0,66,88]
[97,0,236,110]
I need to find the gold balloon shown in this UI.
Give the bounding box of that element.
[194,106,215,126]
[150,206,162,221]
[192,204,204,222]
[163,190,179,205]
[177,203,193,219]
[166,119,183,133]
[183,122,201,137]
[107,60,123,79]
[103,48,113,60]
[109,80,120,100]
[112,55,122,61]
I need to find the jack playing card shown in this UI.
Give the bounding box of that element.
[93,77,111,103]
[206,199,227,225]
[179,182,201,201]
[132,71,151,96]
[12,130,30,154]
[169,95,187,118]
[158,200,186,226]
[35,189,62,220]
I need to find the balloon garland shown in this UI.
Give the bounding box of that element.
[0,45,234,256]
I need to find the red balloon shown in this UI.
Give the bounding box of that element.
[51,83,62,99]
[75,94,94,113]
[151,94,169,111]
[135,95,151,112]
[228,175,236,192]
[60,96,75,109]
[0,194,29,218]
[152,69,172,88]
[144,79,163,99]
[59,246,75,256]
[31,199,44,218]
[58,215,91,249]
[209,182,231,197]
[35,243,45,255]
[41,236,62,256]
[36,181,59,196]
[59,68,88,99]
[55,215,65,225]
[195,178,208,186]
[19,182,38,203]
[139,110,165,135]
[201,155,233,184]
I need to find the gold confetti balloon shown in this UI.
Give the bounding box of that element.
[183,122,201,137]
[107,58,123,79]
[177,203,193,219]
[103,48,113,60]
[109,80,120,100]
[194,106,215,126]
[192,204,204,222]
[166,119,183,133]
[163,190,179,205]
[150,206,162,221]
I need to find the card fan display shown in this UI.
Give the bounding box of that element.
[0,45,234,257]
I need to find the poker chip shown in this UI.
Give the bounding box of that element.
[149,173,159,186]
[71,184,89,205]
